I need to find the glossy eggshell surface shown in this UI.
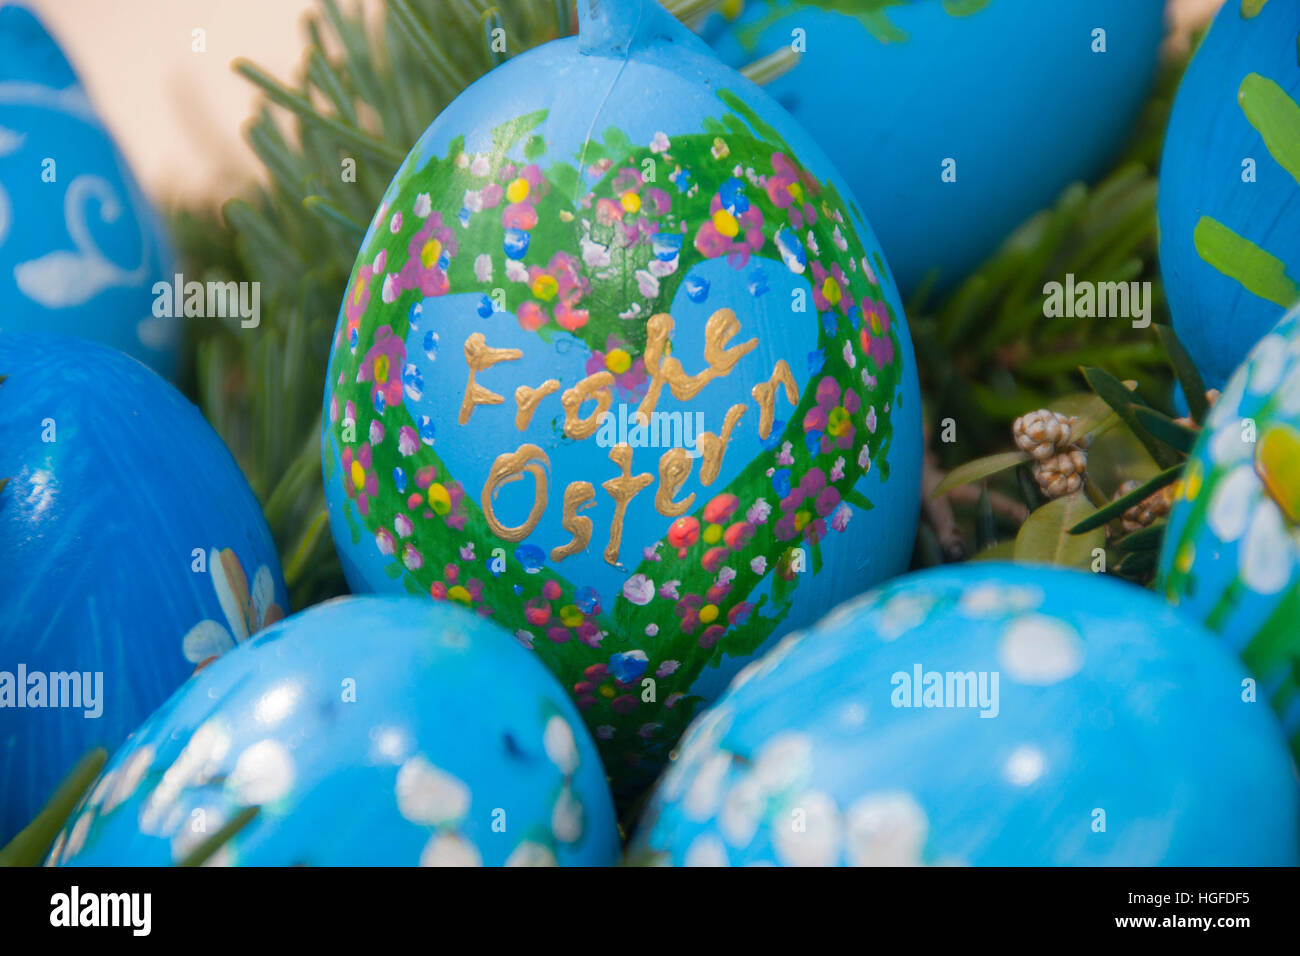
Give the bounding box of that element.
[628,563,1298,866]
[321,0,922,800]
[0,4,177,377]
[48,596,620,867]
[0,332,286,843]
[701,0,1166,296]
[1159,303,1300,758]
[1159,0,1300,388]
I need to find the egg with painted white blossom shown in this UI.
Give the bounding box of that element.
[321,0,922,804]
[0,332,286,845]
[1159,301,1300,761]
[627,563,1297,866]
[47,597,619,866]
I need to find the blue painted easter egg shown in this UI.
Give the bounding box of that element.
[321,0,922,800]
[628,563,1297,866]
[48,596,620,866]
[700,0,1166,296]
[1159,302,1300,759]
[0,5,177,377]
[1159,0,1300,388]
[0,332,286,843]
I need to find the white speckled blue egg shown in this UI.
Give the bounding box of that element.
[1159,0,1300,388]
[628,563,1298,866]
[700,0,1166,296]
[48,596,620,866]
[1159,301,1300,760]
[0,332,286,844]
[0,5,177,377]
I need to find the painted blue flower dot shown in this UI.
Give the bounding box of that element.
[393,466,408,494]
[820,312,838,336]
[373,391,386,414]
[423,330,439,361]
[504,228,531,260]
[718,178,749,214]
[748,268,769,298]
[608,650,649,684]
[408,302,423,328]
[804,429,823,456]
[847,304,861,330]
[652,232,683,262]
[419,415,436,446]
[515,544,545,573]
[807,349,826,374]
[674,169,692,193]
[775,226,806,274]
[512,584,525,597]
[348,327,359,349]
[685,275,711,303]
[402,363,424,401]
[458,206,471,228]
[575,586,601,615]
[772,468,792,497]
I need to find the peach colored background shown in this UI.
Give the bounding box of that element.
[27,0,1224,207]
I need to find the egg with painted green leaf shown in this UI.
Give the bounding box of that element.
[1159,0,1300,388]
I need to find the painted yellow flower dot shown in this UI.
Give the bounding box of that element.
[447,585,472,605]
[1176,541,1195,575]
[352,283,365,305]
[823,277,842,306]
[703,523,723,545]
[870,312,883,336]
[532,274,559,301]
[351,460,366,490]
[722,0,743,18]
[787,181,804,205]
[713,208,740,238]
[507,178,530,204]
[699,604,719,624]
[605,349,632,375]
[828,406,851,437]
[420,239,443,269]
[794,510,811,532]
[600,684,616,699]
[1182,461,1203,501]
[560,605,584,627]
[428,483,452,516]
[373,354,389,383]
[621,191,642,214]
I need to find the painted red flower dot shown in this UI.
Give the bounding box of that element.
[668,516,700,550]
[703,493,740,525]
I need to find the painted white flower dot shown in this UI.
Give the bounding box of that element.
[543,715,579,775]
[998,614,1083,685]
[227,739,294,805]
[395,755,470,826]
[844,791,928,866]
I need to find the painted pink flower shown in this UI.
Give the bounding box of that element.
[693,189,765,268]
[358,325,406,411]
[343,264,373,346]
[586,334,648,397]
[397,212,457,298]
[517,251,590,332]
[766,153,819,229]
[860,298,895,368]
[341,443,378,517]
